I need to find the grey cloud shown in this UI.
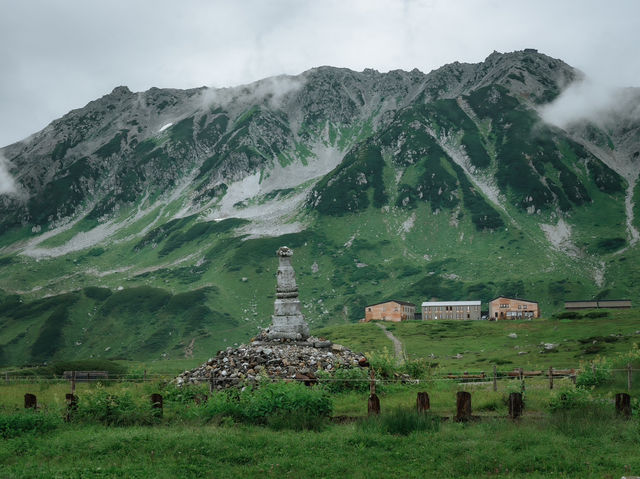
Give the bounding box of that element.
[540,80,640,129]
[1,0,640,147]
[0,153,17,195]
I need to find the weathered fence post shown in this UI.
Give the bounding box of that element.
[628,363,632,392]
[493,365,497,392]
[150,393,163,418]
[209,376,214,393]
[4,371,8,383]
[570,373,576,385]
[144,369,147,382]
[24,393,37,409]
[65,394,78,422]
[455,391,472,422]
[417,392,430,413]
[548,366,554,390]
[615,392,631,418]
[71,370,76,395]
[508,392,523,419]
[368,369,380,416]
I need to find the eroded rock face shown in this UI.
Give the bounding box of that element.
[175,332,366,389]
[266,246,310,340]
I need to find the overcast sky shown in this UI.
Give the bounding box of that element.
[0,0,639,147]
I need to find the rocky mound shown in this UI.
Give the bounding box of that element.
[176,333,367,389]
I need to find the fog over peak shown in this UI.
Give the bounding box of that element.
[0,153,17,195]
[540,79,640,129]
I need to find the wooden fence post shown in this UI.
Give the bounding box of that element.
[368,369,380,416]
[209,376,214,393]
[548,366,554,390]
[455,391,472,422]
[508,392,523,419]
[628,363,632,392]
[144,369,147,382]
[615,393,631,418]
[71,370,76,395]
[24,393,37,409]
[65,394,78,422]
[150,393,163,418]
[417,392,430,413]
[493,365,497,392]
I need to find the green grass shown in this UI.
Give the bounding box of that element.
[317,310,640,372]
[0,378,639,478]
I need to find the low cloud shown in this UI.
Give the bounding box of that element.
[202,74,305,111]
[539,79,640,129]
[0,153,18,195]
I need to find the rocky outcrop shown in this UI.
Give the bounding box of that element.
[175,332,367,389]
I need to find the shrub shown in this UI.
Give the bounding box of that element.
[83,286,112,301]
[198,381,333,429]
[554,311,582,320]
[401,357,435,379]
[162,382,210,404]
[576,359,611,388]
[317,367,370,393]
[367,349,398,379]
[548,387,592,412]
[0,411,62,438]
[76,386,157,426]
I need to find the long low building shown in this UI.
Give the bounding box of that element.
[421,301,481,320]
[565,300,632,310]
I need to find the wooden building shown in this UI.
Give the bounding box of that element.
[489,297,539,320]
[421,301,481,320]
[565,300,632,310]
[364,300,416,322]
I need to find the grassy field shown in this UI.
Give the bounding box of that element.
[0,378,639,478]
[317,309,640,372]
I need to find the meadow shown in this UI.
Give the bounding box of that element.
[1,377,639,478]
[2,310,640,477]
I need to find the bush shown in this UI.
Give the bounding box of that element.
[201,381,333,429]
[317,367,370,393]
[401,358,434,379]
[76,386,157,426]
[554,311,582,319]
[0,411,62,438]
[548,388,593,412]
[359,408,440,436]
[367,349,397,379]
[576,359,611,388]
[162,382,210,404]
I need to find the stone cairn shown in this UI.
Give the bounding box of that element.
[176,246,367,389]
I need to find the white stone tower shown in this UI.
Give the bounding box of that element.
[267,246,310,340]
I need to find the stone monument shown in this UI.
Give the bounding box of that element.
[267,246,310,340]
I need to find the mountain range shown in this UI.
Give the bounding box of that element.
[0,49,638,365]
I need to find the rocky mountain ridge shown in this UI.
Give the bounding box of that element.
[0,49,638,365]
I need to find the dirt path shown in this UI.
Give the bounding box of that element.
[375,322,405,364]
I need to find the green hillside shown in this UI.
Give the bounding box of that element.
[0,50,638,366]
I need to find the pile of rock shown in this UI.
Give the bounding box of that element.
[175,333,367,389]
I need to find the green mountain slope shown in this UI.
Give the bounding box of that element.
[0,49,638,366]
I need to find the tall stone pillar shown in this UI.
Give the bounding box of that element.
[267,246,310,340]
